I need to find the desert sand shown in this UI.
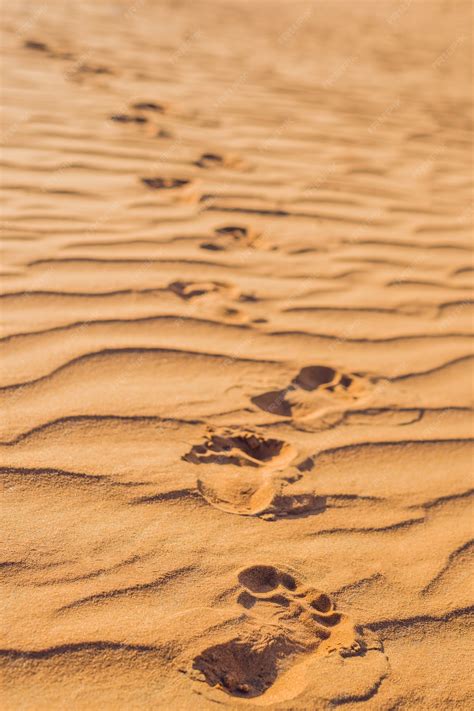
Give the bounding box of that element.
[1,0,473,708]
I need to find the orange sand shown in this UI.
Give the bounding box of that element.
[1,1,473,709]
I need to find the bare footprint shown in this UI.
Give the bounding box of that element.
[110,113,148,124]
[189,564,384,700]
[194,152,244,169]
[23,40,112,80]
[252,365,370,420]
[24,39,50,52]
[200,225,266,251]
[68,63,113,82]
[194,152,225,168]
[168,280,238,301]
[168,280,257,324]
[183,429,298,516]
[155,128,174,139]
[130,101,165,112]
[141,177,191,190]
[183,430,295,469]
[74,63,112,75]
[109,102,166,135]
[23,39,73,60]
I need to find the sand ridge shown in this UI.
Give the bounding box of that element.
[1,0,473,709]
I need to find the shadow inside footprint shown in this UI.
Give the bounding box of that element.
[292,365,338,391]
[251,389,293,417]
[193,637,289,697]
[238,565,297,594]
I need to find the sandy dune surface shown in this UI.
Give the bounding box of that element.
[1,1,473,708]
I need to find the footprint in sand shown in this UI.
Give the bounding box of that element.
[183,429,322,518]
[24,39,50,52]
[23,39,73,59]
[168,280,238,301]
[155,127,174,139]
[110,113,148,124]
[168,280,262,324]
[110,103,168,136]
[71,63,112,77]
[252,365,371,420]
[194,152,225,168]
[183,430,295,469]
[189,564,384,700]
[141,176,191,190]
[200,225,269,251]
[194,152,244,169]
[130,101,165,113]
[23,39,112,78]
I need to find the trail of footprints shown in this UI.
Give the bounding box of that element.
[188,564,384,700]
[17,48,385,700]
[109,100,270,251]
[24,37,113,81]
[15,17,473,709]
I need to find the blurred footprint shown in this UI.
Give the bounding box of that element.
[194,152,245,169]
[200,224,269,251]
[252,365,371,420]
[141,176,191,190]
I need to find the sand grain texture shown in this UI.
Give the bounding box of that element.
[1,1,473,709]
